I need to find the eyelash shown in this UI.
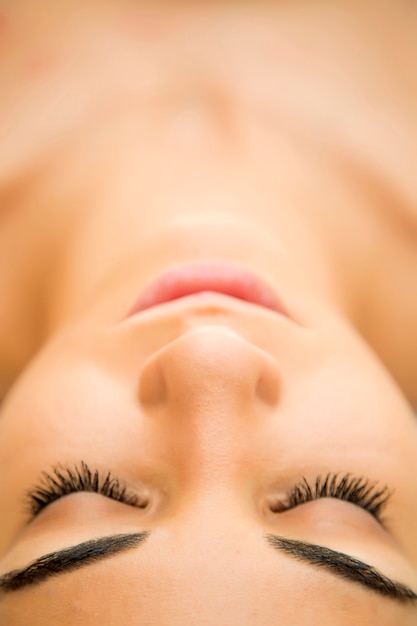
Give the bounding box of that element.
[26,461,148,517]
[26,465,391,524]
[271,473,392,522]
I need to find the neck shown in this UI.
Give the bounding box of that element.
[0,98,384,385]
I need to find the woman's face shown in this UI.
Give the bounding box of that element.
[0,262,417,625]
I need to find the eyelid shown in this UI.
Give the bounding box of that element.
[270,473,392,524]
[25,461,149,518]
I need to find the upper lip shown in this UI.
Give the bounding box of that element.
[126,260,290,319]
[117,289,298,369]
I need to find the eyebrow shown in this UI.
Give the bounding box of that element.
[265,534,417,605]
[0,531,416,607]
[0,533,149,593]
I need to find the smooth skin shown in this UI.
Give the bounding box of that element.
[0,1,417,624]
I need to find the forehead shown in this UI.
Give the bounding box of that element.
[0,537,406,626]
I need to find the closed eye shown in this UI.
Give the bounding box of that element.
[25,461,148,517]
[270,473,392,523]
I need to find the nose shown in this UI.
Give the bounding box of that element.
[138,325,281,412]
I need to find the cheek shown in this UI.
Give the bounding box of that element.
[286,337,412,436]
[0,357,128,552]
[0,345,130,451]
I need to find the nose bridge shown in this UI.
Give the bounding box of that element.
[137,327,281,475]
[137,325,281,491]
[139,325,281,412]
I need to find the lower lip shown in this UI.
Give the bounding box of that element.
[127,260,288,317]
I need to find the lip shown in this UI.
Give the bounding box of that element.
[127,260,289,318]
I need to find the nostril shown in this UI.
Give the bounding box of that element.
[138,352,167,407]
[256,370,280,407]
[137,326,281,411]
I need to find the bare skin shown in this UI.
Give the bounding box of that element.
[0,1,417,624]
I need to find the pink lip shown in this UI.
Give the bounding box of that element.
[127,260,288,317]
